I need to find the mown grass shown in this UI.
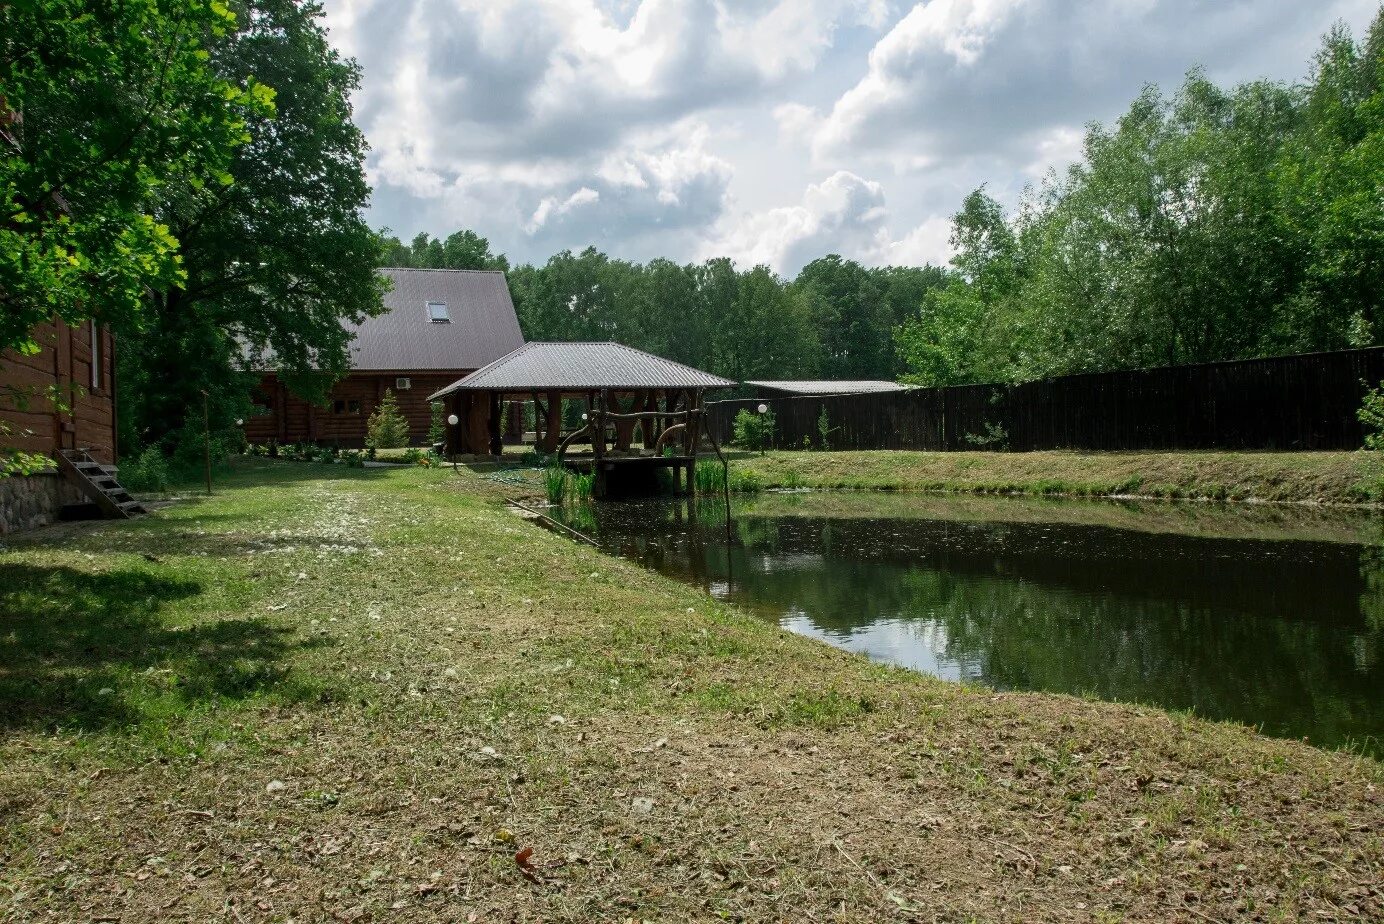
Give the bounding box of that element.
[1,460,1380,922]
[732,448,1381,504]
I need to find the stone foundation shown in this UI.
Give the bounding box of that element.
[0,470,87,535]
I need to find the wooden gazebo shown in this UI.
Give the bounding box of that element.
[427,342,736,497]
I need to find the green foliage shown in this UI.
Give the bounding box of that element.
[728,468,763,493]
[379,229,510,271]
[544,467,568,505]
[570,471,595,502]
[1359,382,1384,451]
[732,408,776,455]
[119,447,172,495]
[366,390,409,450]
[816,407,834,450]
[964,422,1010,450]
[542,467,594,505]
[0,0,273,355]
[116,0,385,454]
[427,402,447,446]
[493,245,940,383]
[896,12,1384,386]
[695,460,726,492]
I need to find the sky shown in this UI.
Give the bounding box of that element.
[321,0,1379,276]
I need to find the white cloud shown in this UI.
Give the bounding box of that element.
[705,170,953,272]
[528,187,600,233]
[321,0,1381,272]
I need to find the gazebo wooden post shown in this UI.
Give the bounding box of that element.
[488,392,503,456]
[544,391,562,453]
[445,394,462,456]
[592,390,608,498]
[641,390,661,450]
[613,392,640,451]
[463,392,489,455]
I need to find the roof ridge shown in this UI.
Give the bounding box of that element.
[378,266,506,275]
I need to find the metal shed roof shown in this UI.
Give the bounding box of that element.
[345,268,525,371]
[748,380,910,395]
[429,342,736,399]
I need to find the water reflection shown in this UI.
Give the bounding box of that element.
[553,492,1384,755]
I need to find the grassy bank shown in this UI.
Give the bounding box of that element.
[732,449,1379,504]
[2,461,1381,922]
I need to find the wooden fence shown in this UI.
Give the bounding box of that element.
[707,347,1384,452]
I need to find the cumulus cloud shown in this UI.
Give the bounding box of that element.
[811,0,1373,169]
[705,171,953,273]
[322,0,1379,271]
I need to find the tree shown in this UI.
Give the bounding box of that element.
[896,13,1384,387]
[732,408,775,455]
[366,390,409,449]
[379,229,510,271]
[118,0,386,454]
[793,255,891,380]
[0,0,271,355]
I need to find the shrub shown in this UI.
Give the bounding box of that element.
[544,466,567,504]
[816,406,833,450]
[728,468,762,493]
[732,408,775,455]
[366,389,410,449]
[401,447,424,464]
[695,459,726,492]
[120,445,172,494]
[1360,382,1384,450]
[341,449,365,468]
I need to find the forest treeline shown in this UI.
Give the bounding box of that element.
[380,232,945,383]
[385,11,1384,389]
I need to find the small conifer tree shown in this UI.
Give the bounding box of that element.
[366,389,410,449]
[427,401,446,446]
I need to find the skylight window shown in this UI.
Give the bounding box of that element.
[427,301,450,323]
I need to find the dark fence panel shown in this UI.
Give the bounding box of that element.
[707,347,1384,452]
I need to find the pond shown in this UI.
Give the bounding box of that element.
[550,491,1384,756]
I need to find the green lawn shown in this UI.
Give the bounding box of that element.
[731,448,1380,504]
[1,460,1380,922]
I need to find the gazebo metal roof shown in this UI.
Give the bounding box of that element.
[428,342,736,400]
[748,380,910,396]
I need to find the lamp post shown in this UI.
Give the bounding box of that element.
[446,414,459,470]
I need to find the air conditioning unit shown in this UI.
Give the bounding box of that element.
[395,377,411,390]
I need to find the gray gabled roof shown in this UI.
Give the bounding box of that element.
[345,268,525,371]
[748,380,910,396]
[429,342,736,399]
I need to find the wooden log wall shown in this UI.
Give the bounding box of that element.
[707,347,1384,453]
[0,318,116,463]
[243,372,466,447]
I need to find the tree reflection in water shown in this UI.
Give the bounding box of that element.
[556,493,1384,755]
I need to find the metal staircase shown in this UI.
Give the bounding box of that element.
[56,449,146,520]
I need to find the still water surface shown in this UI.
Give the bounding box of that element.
[552,492,1384,755]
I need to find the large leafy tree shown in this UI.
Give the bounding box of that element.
[793,255,891,380]
[119,0,385,450]
[897,9,1384,386]
[1,0,271,355]
[380,229,510,271]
